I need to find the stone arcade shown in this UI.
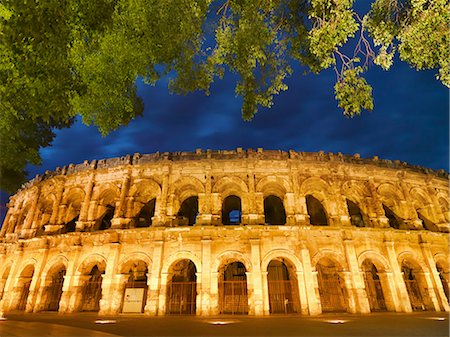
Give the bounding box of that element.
[0,149,448,316]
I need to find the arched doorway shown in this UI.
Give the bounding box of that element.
[346,199,367,227]
[81,265,104,311]
[401,261,431,311]
[43,266,66,311]
[166,260,197,315]
[267,259,300,314]
[436,262,449,304]
[316,258,348,312]
[98,205,115,230]
[0,266,11,302]
[177,196,199,226]
[264,195,286,225]
[219,261,248,314]
[306,195,328,225]
[135,198,156,227]
[222,195,242,225]
[382,204,402,229]
[16,265,35,311]
[122,261,148,313]
[362,260,387,311]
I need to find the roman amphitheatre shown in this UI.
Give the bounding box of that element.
[0,149,448,316]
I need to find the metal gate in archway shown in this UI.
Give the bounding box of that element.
[166,281,197,315]
[317,264,347,312]
[43,269,66,311]
[267,260,300,314]
[219,262,248,315]
[363,263,387,312]
[81,266,103,312]
[404,279,425,311]
[17,280,32,311]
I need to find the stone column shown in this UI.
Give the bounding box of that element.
[145,241,164,315]
[211,193,222,225]
[21,188,41,238]
[384,241,411,312]
[153,172,169,226]
[0,250,22,312]
[420,271,441,311]
[49,184,64,225]
[339,271,357,313]
[200,239,212,314]
[195,271,202,316]
[300,246,321,315]
[296,271,309,315]
[378,271,398,312]
[25,247,49,313]
[249,239,263,315]
[58,246,82,313]
[157,272,168,315]
[109,274,129,314]
[99,243,121,315]
[284,193,296,225]
[210,271,220,314]
[0,207,12,237]
[419,241,449,311]
[79,176,95,222]
[261,271,270,315]
[343,238,371,313]
[112,173,131,229]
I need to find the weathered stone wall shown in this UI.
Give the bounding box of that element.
[0,149,448,316]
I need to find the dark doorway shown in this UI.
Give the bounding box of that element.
[98,205,115,230]
[402,263,426,311]
[383,204,402,229]
[267,260,300,314]
[219,262,248,314]
[347,200,367,227]
[43,267,66,311]
[135,199,156,227]
[362,261,387,311]
[306,195,328,226]
[81,265,103,312]
[222,196,242,225]
[264,196,287,225]
[166,260,197,315]
[316,259,348,312]
[177,196,199,226]
[122,262,148,313]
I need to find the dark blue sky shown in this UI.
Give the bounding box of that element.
[0,58,448,222]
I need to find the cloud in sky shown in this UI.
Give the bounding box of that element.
[27,59,447,181]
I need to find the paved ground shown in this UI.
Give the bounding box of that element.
[0,311,448,337]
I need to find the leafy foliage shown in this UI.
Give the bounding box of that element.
[0,0,448,192]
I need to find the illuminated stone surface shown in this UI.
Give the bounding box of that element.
[0,149,448,316]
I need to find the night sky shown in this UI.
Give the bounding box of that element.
[0,57,448,223]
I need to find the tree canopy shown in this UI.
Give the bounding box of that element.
[0,0,448,192]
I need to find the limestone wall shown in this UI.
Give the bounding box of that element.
[0,149,448,316]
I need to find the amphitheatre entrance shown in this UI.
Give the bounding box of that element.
[219,262,248,314]
[166,260,197,315]
[267,259,300,314]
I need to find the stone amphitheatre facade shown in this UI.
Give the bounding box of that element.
[0,149,448,316]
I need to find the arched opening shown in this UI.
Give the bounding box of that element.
[346,199,367,227]
[122,261,148,313]
[222,195,242,225]
[417,211,438,232]
[382,204,402,229]
[135,198,156,228]
[267,259,300,314]
[98,205,115,230]
[0,266,11,302]
[306,195,328,226]
[219,261,248,314]
[16,265,35,311]
[316,258,348,312]
[362,260,387,311]
[80,265,104,312]
[401,261,432,311]
[43,266,66,311]
[177,196,198,226]
[436,262,449,305]
[264,195,286,225]
[166,259,197,315]
[61,214,78,233]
